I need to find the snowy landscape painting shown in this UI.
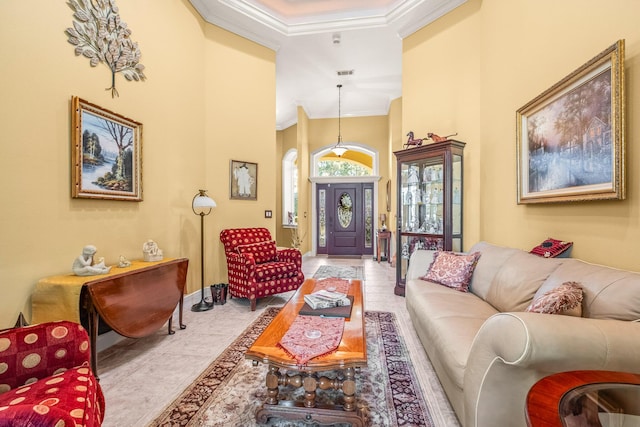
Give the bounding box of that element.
[516,40,625,204]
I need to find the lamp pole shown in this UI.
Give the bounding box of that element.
[192,190,216,312]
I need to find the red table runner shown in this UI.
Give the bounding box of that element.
[314,277,351,294]
[277,277,352,364]
[278,315,345,365]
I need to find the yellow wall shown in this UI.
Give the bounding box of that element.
[404,0,640,270]
[403,0,482,251]
[0,0,276,327]
[296,108,311,253]
[388,97,403,246]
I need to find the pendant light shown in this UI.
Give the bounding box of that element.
[331,84,348,157]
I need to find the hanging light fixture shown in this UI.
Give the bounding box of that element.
[331,84,348,157]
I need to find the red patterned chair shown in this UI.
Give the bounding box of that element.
[220,227,304,311]
[0,320,105,426]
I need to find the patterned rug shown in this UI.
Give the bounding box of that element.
[151,308,433,426]
[312,265,365,280]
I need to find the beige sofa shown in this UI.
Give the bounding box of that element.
[405,241,640,427]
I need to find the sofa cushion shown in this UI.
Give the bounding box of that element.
[421,251,481,292]
[406,278,498,391]
[530,237,573,258]
[484,251,563,312]
[538,259,640,320]
[406,250,437,280]
[237,240,278,264]
[526,281,583,315]
[254,261,299,281]
[0,366,104,426]
[467,242,523,300]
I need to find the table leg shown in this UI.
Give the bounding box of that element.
[256,367,366,426]
[179,294,186,329]
[343,367,357,411]
[86,301,99,380]
[303,374,317,408]
[265,365,281,405]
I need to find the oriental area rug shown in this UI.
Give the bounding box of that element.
[312,265,365,280]
[151,308,435,427]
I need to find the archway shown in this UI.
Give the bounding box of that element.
[309,143,382,256]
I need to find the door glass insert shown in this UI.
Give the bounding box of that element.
[319,189,326,247]
[337,192,353,228]
[364,188,372,248]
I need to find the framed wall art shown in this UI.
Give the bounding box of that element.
[516,39,625,204]
[71,96,143,201]
[230,160,258,200]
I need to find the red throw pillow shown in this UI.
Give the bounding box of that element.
[526,281,583,315]
[236,240,278,264]
[530,238,573,258]
[420,251,481,292]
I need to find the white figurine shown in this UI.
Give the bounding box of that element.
[143,240,163,262]
[118,255,131,268]
[72,245,112,276]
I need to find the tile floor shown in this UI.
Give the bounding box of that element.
[97,255,459,427]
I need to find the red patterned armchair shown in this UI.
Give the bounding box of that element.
[220,227,304,311]
[0,321,105,426]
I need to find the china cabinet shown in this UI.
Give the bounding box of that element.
[394,140,465,296]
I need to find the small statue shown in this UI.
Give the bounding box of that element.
[118,255,131,268]
[72,245,112,276]
[143,239,163,262]
[427,132,458,143]
[404,131,426,149]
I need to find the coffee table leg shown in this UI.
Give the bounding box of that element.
[343,367,356,411]
[265,365,280,405]
[303,374,318,408]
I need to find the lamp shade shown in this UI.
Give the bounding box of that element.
[193,195,216,209]
[192,189,217,213]
[331,146,348,157]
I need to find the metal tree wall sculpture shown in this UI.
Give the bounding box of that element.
[65,0,146,97]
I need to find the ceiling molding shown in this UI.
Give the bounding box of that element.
[188,0,468,130]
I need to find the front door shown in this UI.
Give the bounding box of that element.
[316,183,373,256]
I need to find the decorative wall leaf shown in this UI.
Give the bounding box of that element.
[65,0,145,97]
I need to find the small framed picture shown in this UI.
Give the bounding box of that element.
[230,160,257,200]
[71,96,143,201]
[516,40,625,204]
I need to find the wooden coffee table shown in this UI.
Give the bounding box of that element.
[246,278,367,426]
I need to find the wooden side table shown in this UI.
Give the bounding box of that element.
[33,258,189,376]
[526,370,640,427]
[376,230,391,263]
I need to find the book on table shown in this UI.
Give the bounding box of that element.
[303,290,351,310]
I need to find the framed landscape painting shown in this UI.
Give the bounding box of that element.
[71,97,143,201]
[516,40,625,204]
[230,160,257,200]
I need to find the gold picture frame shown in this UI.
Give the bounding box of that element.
[71,97,143,201]
[516,40,625,204]
[230,160,258,200]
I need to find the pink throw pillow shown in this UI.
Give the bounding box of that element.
[236,240,277,264]
[421,251,481,292]
[526,281,583,315]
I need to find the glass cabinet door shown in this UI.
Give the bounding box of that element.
[452,153,462,252]
[394,140,465,296]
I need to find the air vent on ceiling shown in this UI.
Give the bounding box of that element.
[337,70,354,76]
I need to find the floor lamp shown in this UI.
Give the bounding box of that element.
[192,189,216,312]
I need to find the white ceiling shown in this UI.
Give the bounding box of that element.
[189,0,467,130]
